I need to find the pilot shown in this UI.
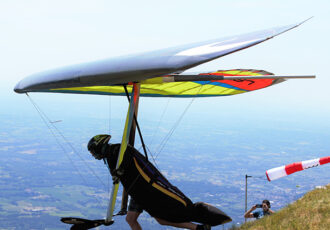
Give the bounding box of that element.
[88,134,232,230]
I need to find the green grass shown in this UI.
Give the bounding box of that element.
[232,184,330,230]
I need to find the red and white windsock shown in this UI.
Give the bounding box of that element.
[266,156,330,181]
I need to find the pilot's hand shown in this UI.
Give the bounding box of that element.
[112,176,120,184]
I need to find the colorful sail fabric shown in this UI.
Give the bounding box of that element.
[266,156,330,181]
[38,69,282,97]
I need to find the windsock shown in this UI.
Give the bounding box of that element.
[266,156,330,181]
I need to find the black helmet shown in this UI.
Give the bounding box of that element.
[88,134,111,159]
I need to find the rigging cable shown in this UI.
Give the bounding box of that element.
[124,84,204,194]
[154,83,204,160]
[148,98,171,152]
[26,94,107,207]
[120,85,162,193]
[123,85,161,168]
[107,96,112,194]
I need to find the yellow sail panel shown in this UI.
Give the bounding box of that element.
[47,69,276,97]
[49,81,246,97]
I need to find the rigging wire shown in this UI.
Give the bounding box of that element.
[107,96,112,194]
[27,94,106,188]
[122,86,161,168]
[124,84,205,194]
[149,98,171,152]
[154,98,194,159]
[144,145,160,169]
[108,96,112,135]
[26,94,107,207]
[145,97,171,169]
[154,84,204,160]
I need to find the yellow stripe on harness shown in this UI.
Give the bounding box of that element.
[133,157,151,183]
[133,157,187,207]
[151,183,187,207]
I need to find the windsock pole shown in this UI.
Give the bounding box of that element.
[245,174,252,223]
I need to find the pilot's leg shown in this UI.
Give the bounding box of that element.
[126,198,143,230]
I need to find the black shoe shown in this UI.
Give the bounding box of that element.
[115,209,127,216]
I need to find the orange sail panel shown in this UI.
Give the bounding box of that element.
[202,69,275,91]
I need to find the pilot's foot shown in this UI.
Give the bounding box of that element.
[115,209,127,216]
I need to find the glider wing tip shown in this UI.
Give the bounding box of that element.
[300,16,314,25]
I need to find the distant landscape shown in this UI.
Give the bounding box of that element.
[1,102,329,229]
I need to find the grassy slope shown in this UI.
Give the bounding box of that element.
[234,184,330,230]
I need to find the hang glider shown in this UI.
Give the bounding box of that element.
[14,19,314,96]
[14,19,315,228]
[14,69,313,97]
[266,156,330,181]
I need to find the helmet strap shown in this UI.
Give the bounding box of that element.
[100,144,108,159]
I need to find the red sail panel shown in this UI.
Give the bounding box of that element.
[202,69,275,91]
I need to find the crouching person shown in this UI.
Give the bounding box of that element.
[88,135,232,230]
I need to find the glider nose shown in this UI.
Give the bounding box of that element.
[14,81,25,94]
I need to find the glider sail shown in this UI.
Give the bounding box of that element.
[266,156,330,181]
[14,20,311,94]
[30,69,285,97]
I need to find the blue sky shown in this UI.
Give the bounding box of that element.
[1,0,329,125]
